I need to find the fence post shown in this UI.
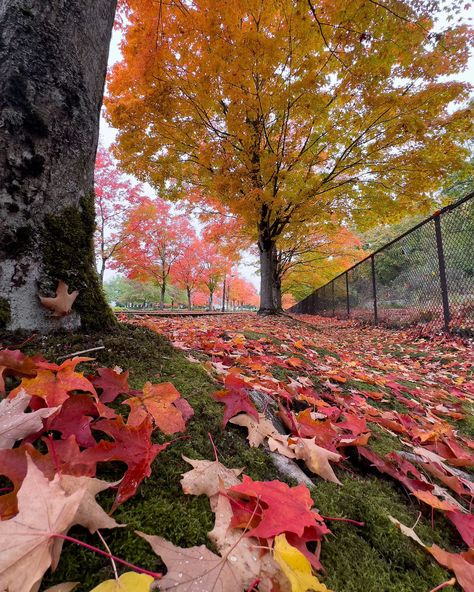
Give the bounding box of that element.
[434,215,450,331]
[371,255,378,324]
[331,281,335,316]
[345,272,350,318]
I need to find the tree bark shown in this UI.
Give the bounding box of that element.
[186,286,192,309]
[208,291,214,311]
[258,237,278,314]
[0,0,117,332]
[272,244,283,312]
[160,282,166,309]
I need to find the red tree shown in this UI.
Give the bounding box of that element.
[113,198,194,308]
[94,146,144,283]
[199,243,229,310]
[171,239,206,309]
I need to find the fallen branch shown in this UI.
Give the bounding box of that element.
[57,346,105,360]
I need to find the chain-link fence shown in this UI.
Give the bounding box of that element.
[288,193,474,335]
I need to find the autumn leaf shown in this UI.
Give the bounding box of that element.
[180,456,243,505]
[123,381,188,434]
[212,386,259,427]
[0,390,59,449]
[90,572,154,592]
[58,475,123,533]
[273,534,331,592]
[229,412,279,447]
[228,476,319,539]
[83,416,169,510]
[0,349,38,394]
[91,367,130,404]
[10,357,96,407]
[137,532,247,591]
[446,510,474,548]
[45,394,100,448]
[43,584,79,592]
[290,438,342,484]
[0,455,85,592]
[39,280,79,317]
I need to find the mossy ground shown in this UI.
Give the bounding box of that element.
[2,322,464,591]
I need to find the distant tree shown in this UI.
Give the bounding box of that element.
[94,146,145,284]
[112,198,194,308]
[200,244,229,310]
[172,239,206,309]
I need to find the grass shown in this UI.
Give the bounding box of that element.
[1,322,462,591]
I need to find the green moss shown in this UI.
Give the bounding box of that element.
[41,193,116,331]
[0,297,11,329]
[313,475,458,592]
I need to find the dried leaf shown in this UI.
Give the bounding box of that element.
[39,281,79,317]
[229,413,279,447]
[0,390,58,449]
[290,438,342,484]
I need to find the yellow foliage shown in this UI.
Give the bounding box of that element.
[90,572,154,592]
[273,534,331,592]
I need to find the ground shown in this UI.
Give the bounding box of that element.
[1,313,473,591]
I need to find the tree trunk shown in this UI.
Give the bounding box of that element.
[0,0,117,332]
[186,287,192,309]
[258,237,278,314]
[272,244,283,312]
[160,282,166,309]
[99,257,107,286]
[208,291,214,311]
[221,276,226,312]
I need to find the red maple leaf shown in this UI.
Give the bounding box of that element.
[46,394,99,448]
[227,476,319,539]
[90,367,130,404]
[0,349,38,394]
[83,416,169,511]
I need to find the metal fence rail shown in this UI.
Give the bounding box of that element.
[288,192,474,334]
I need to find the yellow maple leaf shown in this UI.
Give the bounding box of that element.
[90,572,154,592]
[273,534,331,592]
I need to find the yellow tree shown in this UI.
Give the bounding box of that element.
[107,0,473,313]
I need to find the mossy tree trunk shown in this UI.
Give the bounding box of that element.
[0,0,117,332]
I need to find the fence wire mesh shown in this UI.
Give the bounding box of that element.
[288,193,474,334]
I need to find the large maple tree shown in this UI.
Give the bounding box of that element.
[106,0,473,313]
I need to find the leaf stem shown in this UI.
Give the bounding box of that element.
[53,533,162,579]
[321,516,365,527]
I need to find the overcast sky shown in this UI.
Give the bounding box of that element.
[99,6,474,289]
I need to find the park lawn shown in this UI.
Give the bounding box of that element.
[2,313,473,592]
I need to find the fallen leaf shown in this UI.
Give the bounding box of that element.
[42,584,79,592]
[446,510,474,548]
[0,455,85,592]
[290,438,342,484]
[273,533,331,592]
[90,367,130,404]
[428,546,474,592]
[123,381,188,434]
[229,413,279,447]
[83,416,168,510]
[90,572,154,591]
[228,476,319,539]
[180,456,243,508]
[39,281,79,317]
[0,349,38,394]
[137,532,246,591]
[0,390,58,449]
[59,475,123,533]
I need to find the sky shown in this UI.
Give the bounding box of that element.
[98,5,474,289]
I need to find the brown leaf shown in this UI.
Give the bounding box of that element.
[0,455,85,592]
[290,438,342,484]
[137,531,247,591]
[229,413,279,448]
[0,390,59,449]
[42,584,79,592]
[58,475,123,533]
[180,456,243,508]
[39,281,79,317]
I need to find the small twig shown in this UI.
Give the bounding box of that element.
[411,511,422,531]
[208,431,219,463]
[247,577,261,591]
[429,577,456,592]
[56,346,105,360]
[97,529,118,581]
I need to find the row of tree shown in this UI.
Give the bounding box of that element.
[95,147,260,309]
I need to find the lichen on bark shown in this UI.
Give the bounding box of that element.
[41,193,116,331]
